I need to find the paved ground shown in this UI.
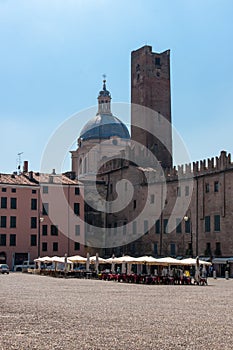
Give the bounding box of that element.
[0,273,232,350]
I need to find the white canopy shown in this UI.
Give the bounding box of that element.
[111,255,140,264]
[155,257,184,265]
[34,256,53,263]
[89,256,108,264]
[181,258,212,266]
[68,255,87,263]
[34,256,73,264]
[134,256,159,265]
[50,256,72,264]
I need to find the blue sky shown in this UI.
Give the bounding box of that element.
[0,0,233,173]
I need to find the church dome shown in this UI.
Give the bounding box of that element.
[80,114,130,141]
[79,80,130,141]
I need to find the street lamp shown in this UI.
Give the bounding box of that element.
[184,215,193,258]
[38,217,44,257]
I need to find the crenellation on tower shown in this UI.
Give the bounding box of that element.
[185,163,192,174]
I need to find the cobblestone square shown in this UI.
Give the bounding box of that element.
[0,274,232,350]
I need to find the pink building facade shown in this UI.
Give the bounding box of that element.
[0,170,85,270]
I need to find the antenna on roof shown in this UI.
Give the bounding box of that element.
[17,152,23,174]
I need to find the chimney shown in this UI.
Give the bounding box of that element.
[29,171,33,180]
[23,161,28,173]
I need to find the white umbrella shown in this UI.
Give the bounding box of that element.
[134,256,159,265]
[89,255,108,264]
[68,255,87,263]
[181,258,211,266]
[34,256,53,263]
[155,257,183,265]
[50,256,72,264]
[112,255,139,264]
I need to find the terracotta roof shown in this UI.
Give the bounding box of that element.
[0,172,81,186]
[0,173,38,186]
[32,172,80,185]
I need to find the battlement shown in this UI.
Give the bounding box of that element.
[98,149,233,184]
[164,150,233,181]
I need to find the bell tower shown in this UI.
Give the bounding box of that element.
[131,45,173,169]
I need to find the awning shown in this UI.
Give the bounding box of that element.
[212,257,233,264]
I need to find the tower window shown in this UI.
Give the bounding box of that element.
[155,57,161,66]
[31,235,37,246]
[185,219,190,233]
[0,216,6,228]
[53,242,58,251]
[31,198,37,210]
[136,64,140,72]
[10,216,16,228]
[74,203,80,216]
[11,198,17,209]
[163,219,168,233]
[215,242,221,256]
[42,242,47,252]
[170,243,176,256]
[214,181,219,192]
[10,234,16,246]
[43,186,48,194]
[155,220,160,234]
[205,216,211,232]
[51,225,58,236]
[1,197,7,209]
[31,217,37,229]
[42,203,49,215]
[42,225,48,236]
[74,242,80,251]
[214,215,220,232]
[0,234,6,246]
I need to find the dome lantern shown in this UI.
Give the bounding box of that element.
[97,78,112,115]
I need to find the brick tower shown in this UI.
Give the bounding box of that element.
[131,45,173,169]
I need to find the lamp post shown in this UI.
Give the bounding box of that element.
[38,217,44,257]
[184,215,193,258]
